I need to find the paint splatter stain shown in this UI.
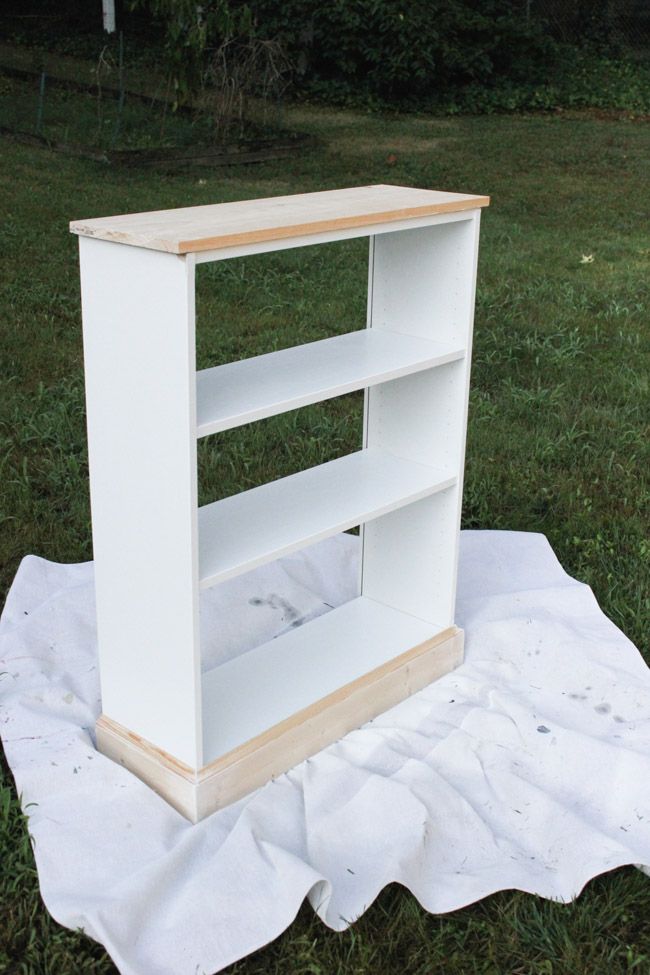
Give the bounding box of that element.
[594,703,611,715]
[613,715,625,723]
[248,594,300,621]
[568,693,588,701]
[537,725,551,734]
[62,692,74,704]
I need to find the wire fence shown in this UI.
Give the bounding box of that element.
[524,0,650,52]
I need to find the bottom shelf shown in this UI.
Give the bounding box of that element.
[202,595,448,764]
[97,605,463,821]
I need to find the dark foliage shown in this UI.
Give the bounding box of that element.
[239,0,558,101]
[1,0,649,113]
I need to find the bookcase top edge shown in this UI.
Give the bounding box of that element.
[69,184,489,254]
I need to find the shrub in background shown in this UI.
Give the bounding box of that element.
[240,0,558,102]
[2,0,648,115]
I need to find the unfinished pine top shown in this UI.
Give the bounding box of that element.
[69,184,489,254]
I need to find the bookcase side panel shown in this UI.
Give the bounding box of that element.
[79,237,202,769]
[362,215,481,626]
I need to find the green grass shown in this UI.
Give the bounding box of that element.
[1,99,649,973]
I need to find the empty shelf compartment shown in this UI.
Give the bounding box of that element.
[202,594,449,762]
[198,447,456,588]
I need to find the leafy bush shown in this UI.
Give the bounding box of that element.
[241,0,558,101]
[433,51,650,115]
[129,0,560,107]
[9,0,647,117]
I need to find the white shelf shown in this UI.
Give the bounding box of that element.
[198,448,456,588]
[78,185,485,818]
[196,328,464,437]
[202,595,445,762]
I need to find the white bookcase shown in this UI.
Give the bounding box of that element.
[71,184,489,822]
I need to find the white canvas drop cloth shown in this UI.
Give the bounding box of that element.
[1,530,649,975]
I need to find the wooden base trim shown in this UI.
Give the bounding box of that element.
[96,624,464,823]
[96,714,200,820]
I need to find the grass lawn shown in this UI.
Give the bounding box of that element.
[0,100,649,973]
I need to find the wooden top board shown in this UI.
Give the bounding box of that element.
[69,184,489,254]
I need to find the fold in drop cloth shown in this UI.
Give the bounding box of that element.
[1,530,649,975]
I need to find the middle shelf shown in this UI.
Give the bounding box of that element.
[198,448,456,589]
[196,327,465,437]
